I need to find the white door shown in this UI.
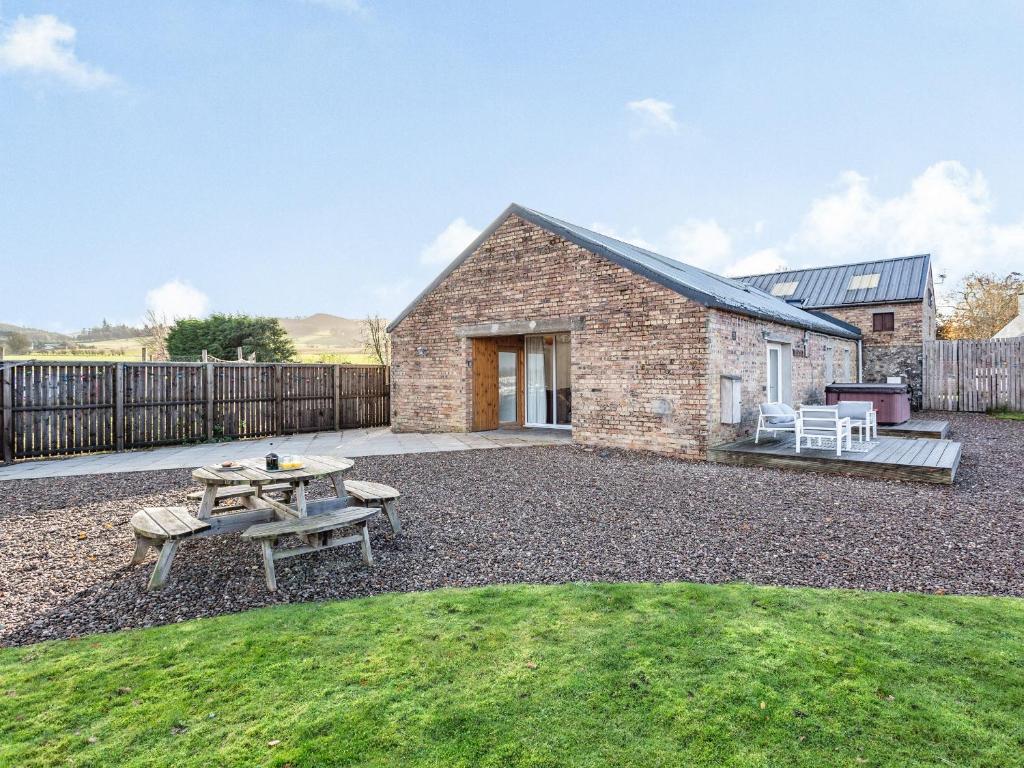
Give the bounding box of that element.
[766,343,783,403]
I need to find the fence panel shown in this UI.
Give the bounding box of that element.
[6,362,116,459]
[214,364,277,440]
[1,361,390,463]
[124,363,207,448]
[923,339,1024,412]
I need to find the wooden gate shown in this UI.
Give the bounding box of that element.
[923,339,1024,412]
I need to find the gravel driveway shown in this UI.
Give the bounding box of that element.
[2,411,1022,647]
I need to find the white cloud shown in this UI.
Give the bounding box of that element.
[663,219,732,270]
[145,280,210,322]
[0,15,116,89]
[420,218,481,265]
[786,161,1024,290]
[626,98,679,136]
[725,248,786,277]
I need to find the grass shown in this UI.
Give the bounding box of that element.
[2,582,1022,767]
[990,408,1024,421]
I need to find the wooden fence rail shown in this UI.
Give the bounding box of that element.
[923,338,1024,412]
[0,362,390,463]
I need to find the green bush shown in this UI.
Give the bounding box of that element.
[166,314,296,362]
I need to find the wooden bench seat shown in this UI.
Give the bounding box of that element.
[242,506,378,591]
[186,482,294,502]
[130,507,211,590]
[344,480,401,533]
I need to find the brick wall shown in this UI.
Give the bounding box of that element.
[706,310,860,446]
[390,215,712,457]
[391,213,860,458]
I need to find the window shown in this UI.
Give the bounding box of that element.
[873,312,895,332]
[771,281,799,297]
[848,273,881,290]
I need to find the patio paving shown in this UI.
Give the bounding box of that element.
[0,427,570,481]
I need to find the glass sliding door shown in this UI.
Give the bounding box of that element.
[498,351,518,423]
[525,334,571,428]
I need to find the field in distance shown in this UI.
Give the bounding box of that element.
[1,314,380,364]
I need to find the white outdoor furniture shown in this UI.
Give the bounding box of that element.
[836,400,878,442]
[755,403,800,443]
[797,405,852,456]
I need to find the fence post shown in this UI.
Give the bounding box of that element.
[114,363,125,452]
[275,364,284,435]
[333,364,341,431]
[205,362,215,442]
[1,363,12,464]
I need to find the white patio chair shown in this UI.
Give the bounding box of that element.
[796,405,852,456]
[755,403,799,444]
[836,400,878,442]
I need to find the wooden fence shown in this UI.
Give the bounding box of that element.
[0,362,389,462]
[923,338,1024,412]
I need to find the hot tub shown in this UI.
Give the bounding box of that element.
[825,383,911,425]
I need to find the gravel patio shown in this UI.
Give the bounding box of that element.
[1,411,1022,647]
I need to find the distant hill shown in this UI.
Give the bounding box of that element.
[278,313,367,350]
[0,322,74,345]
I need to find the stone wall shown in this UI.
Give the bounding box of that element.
[822,301,927,408]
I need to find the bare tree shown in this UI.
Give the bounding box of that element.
[938,271,1024,340]
[144,309,171,361]
[361,314,392,365]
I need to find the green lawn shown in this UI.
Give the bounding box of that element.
[991,409,1024,421]
[2,583,1023,767]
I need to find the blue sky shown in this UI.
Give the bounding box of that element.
[2,0,1023,331]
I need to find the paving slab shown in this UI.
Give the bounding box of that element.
[0,427,571,480]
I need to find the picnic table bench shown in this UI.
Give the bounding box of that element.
[130,507,211,590]
[242,501,378,591]
[344,480,402,533]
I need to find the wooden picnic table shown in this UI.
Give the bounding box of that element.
[190,455,355,533]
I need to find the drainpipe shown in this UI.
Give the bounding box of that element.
[857,339,864,383]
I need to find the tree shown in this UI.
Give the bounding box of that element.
[166,314,297,362]
[143,309,170,361]
[937,271,1024,340]
[5,331,31,354]
[361,314,391,365]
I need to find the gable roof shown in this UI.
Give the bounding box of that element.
[735,254,931,309]
[388,204,860,339]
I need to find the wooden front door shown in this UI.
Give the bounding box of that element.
[471,338,499,431]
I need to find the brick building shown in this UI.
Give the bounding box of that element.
[737,255,936,407]
[387,205,861,459]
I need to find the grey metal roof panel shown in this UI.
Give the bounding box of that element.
[388,204,861,339]
[737,254,931,308]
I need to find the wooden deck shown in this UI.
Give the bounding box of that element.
[877,419,950,439]
[708,435,962,484]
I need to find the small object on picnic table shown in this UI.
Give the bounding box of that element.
[279,455,303,470]
[265,453,279,471]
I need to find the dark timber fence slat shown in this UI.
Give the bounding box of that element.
[923,339,1024,412]
[0,362,390,462]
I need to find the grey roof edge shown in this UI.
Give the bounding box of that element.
[388,204,860,339]
[808,310,862,337]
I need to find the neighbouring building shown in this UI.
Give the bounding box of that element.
[736,255,936,408]
[387,204,861,459]
[993,292,1024,339]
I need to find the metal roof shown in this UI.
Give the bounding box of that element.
[388,204,860,339]
[736,254,931,309]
